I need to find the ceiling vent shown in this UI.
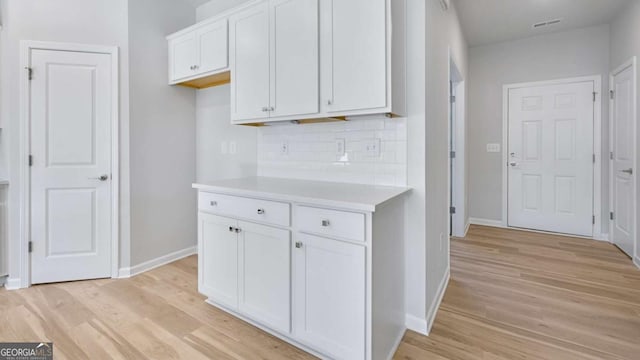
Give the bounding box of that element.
[533,18,562,29]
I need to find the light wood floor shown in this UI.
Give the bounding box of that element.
[1,225,639,359]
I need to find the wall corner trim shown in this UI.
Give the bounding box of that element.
[634,257,640,270]
[117,245,197,279]
[425,266,450,335]
[4,278,24,290]
[405,314,428,335]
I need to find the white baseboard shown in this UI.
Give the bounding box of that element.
[426,267,450,335]
[593,233,610,242]
[463,221,471,237]
[634,256,640,270]
[4,277,23,290]
[118,246,196,278]
[404,314,428,335]
[385,327,406,360]
[469,217,505,228]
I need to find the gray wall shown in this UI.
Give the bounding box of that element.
[468,25,611,231]
[610,1,640,261]
[128,0,197,266]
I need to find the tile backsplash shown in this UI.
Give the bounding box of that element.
[257,116,407,187]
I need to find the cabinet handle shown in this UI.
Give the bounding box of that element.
[295,241,303,248]
[321,219,330,227]
[269,107,275,111]
[327,100,333,105]
[261,107,269,112]
[257,208,265,215]
[210,201,218,206]
[235,227,242,233]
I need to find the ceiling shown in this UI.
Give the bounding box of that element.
[455,0,631,47]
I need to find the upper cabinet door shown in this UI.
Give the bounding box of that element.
[170,33,198,81]
[197,19,229,74]
[230,3,271,123]
[321,0,387,113]
[269,0,319,118]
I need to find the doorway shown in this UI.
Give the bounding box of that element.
[504,76,602,238]
[449,58,466,237]
[610,58,637,258]
[21,42,119,285]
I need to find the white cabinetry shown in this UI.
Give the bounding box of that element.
[230,0,319,124]
[194,178,408,360]
[168,18,229,86]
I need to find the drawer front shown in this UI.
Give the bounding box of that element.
[199,192,290,227]
[297,206,365,242]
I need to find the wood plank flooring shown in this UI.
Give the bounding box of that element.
[1,225,639,359]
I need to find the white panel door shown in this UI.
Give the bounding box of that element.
[170,33,198,81]
[199,213,239,309]
[197,19,229,74]
[611,65,636,257]
[238,221,291,334]
[293,233,365,360]
[269,0,319,118]
[30,49,113,284]
[230,2,270,122]
[321,0,387,113]
[508,81,594,236]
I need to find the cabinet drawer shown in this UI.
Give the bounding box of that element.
[297,206,365,242]
[198,192,290,227]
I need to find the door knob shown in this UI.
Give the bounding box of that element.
[295,241,303,248]
[509,162,518,167]
[621,168,633,175]
[257,208,265,214]
[89,174,109,181]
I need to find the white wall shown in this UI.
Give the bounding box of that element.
[0,0,130,284]
[468,25,611,230]
[424,0,468,331]
[196,0,252,21]
[610,1,640,262]
[196,85,257,182]
[128,0,196,266]
[257,117,407,187]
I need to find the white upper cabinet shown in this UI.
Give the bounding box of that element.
[230,0,319,124]
[229,3,271,123]
[168,18,229,84]
[269,0,319,119]
[321,0,387,114]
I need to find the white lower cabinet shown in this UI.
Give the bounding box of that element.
[238,220,291,334]
[293,233,366,360]
[196,188,406,360]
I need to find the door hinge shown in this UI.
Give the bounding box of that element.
[29,155,33,167]
[25,67,33,80]
[593,92,596,102]
[610,90,615,100]
[593,154,596,163]
[610,212,614,220]
[592,215,595,225]
[450,206,456,215]
[450,151,456,159]
[28,241,33,253]
[450,95,456,103]
[610,151,614,160]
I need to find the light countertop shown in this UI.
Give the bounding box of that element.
[193,177,410,212]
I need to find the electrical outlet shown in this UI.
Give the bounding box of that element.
[365,138,381,157]
[220,141,228,155]
[229,141,237,154]
[280,141,289,155]
[486,143,501,153]
[335,138,346,156]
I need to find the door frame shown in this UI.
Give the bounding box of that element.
[501,75,603,239]
[609,57,637,259]
[18,41,120,288]
[448,53,467,238]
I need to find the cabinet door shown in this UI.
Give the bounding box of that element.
[229,3,271,122]
[293,233,366,359]
[197,19,229,74]
[321,0,387,113]
[170,33,198,81]
[269,0,319,118]
[238,221,291,333]
[199,213,239,309]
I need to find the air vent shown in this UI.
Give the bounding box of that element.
[532,18,563,29]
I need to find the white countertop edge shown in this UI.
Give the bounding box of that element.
[192,181,410,212]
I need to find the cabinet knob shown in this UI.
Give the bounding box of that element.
[229,226,234,232]
[327,100,333,105]
[295,241,303,248]
[321,219,330,227]
[261,107,269,112]
[210,201,218,206]
[269,107,275,111]
[257,208,265,215]
[235,227,242,233]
